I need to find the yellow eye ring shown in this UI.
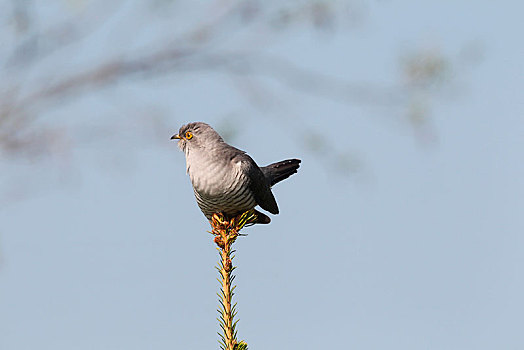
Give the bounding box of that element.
[185,131,193,140]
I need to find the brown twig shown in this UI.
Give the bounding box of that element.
[211,211,256,350]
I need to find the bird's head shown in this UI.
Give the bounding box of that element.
[171,122,224,154]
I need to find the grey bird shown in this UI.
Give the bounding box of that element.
[171,122,301,224]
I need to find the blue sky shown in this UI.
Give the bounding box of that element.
[1,1,523,349]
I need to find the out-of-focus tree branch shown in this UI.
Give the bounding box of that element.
[0,0,464,165]
[0,1,379,155]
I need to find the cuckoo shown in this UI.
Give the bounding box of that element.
[171,122,301,224]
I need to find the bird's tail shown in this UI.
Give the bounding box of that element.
[261,159,301,187]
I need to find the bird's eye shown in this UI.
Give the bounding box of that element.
[185,131,193,140]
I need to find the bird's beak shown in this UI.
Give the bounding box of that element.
[171,134,181,140]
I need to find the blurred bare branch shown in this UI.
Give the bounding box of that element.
[0,0,391,158]
[0,0,477,176]
[401,48,450,88]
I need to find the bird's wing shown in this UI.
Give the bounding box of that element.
[234,153,279,215]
